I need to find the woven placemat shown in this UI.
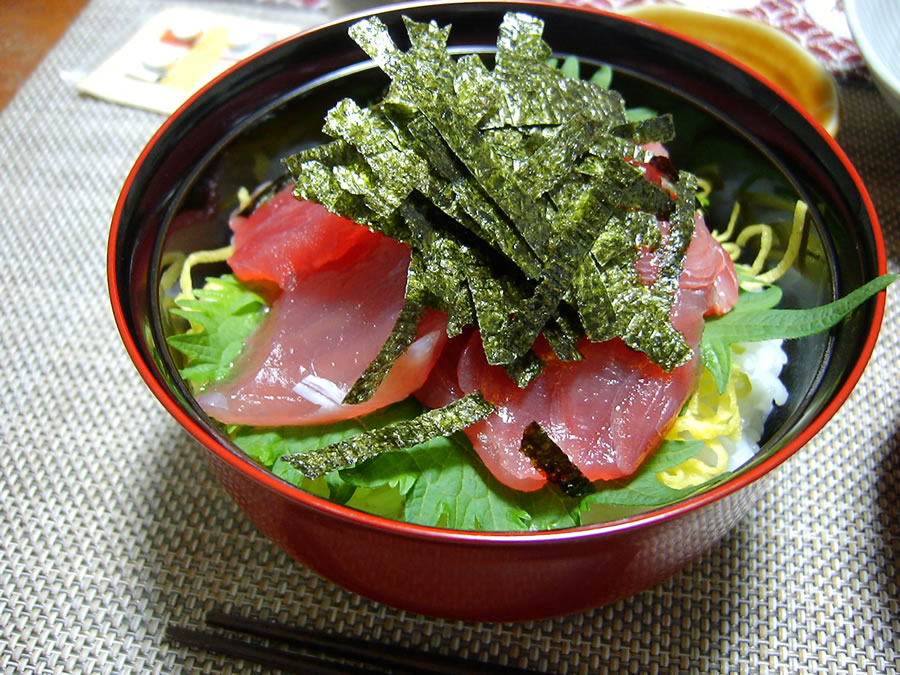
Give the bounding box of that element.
[1,1,897,672]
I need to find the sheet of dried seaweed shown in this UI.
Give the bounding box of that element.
[342,253,429,405]
[282,392,495,478]
[283,10,701,385]
[519,421,595,498]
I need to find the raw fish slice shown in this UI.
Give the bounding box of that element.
[442,289,703,489]
[199,235,448,426]
[415,332,548,490]
[457,334,551,491]
[636,144,738,314]
[415,218,738,490]
[635,213,739,315]
[676,214,739,314]
[229,186,373,291]
[551,288,708,481]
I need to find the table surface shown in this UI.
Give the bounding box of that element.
[0,0,90,110]
[1,1,898,673]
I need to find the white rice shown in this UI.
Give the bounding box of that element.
[725,339,789,470]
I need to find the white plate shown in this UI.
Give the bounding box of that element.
[845,0,900,117]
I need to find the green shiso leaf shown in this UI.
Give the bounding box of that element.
[625,106,658,122]
[282,392,495,478]
[730,281,784,314]
[233,393,580,531]
[166,274,267,390]
[513,487,582,531]
[589,64,613,89]
[701,273,896,391]
[700,338,734,395]
[704,273,896,342]
[560,54,580,79]
[339,447,420,496]
[236,398,425,504]
[371,431,579,531]
[284,11,699,384]
[580,439,704,507]
[334,401,580,530]
[401,434,543,530]
[701,281,782,391]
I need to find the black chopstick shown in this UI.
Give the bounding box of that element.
[165,624,372,674]
[166,608,543,674]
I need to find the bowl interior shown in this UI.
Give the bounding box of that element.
[111,1,884,533]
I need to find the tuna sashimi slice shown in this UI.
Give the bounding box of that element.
[552,288,709,481]
[635,212,739,316]
[670,213,739,315]
[415,217,738,491]
[198,233,448,426]
[228,186,374,291]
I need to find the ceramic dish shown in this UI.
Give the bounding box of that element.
[108,1,886,621]
[623,5,841,135]
[845,0,900,117]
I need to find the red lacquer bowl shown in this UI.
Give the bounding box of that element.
[108,1,886,621]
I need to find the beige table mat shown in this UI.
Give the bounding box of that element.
[1,0,898,672]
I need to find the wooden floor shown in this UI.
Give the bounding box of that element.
[0,0,90,109]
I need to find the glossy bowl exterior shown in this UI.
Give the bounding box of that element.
[108,1,886,621]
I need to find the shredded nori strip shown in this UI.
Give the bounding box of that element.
[342,254,429,405]
[402,112,543,277]
[542,315,583,362]
[282,392,496,478]
[519,421,595,498]
[283,11,702,386]
[611,113,676,146]
[322,98,429,217]
[651,172,700,299]
[502,350,545,389]
[517,112,606,199]
[489,185,613,363]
